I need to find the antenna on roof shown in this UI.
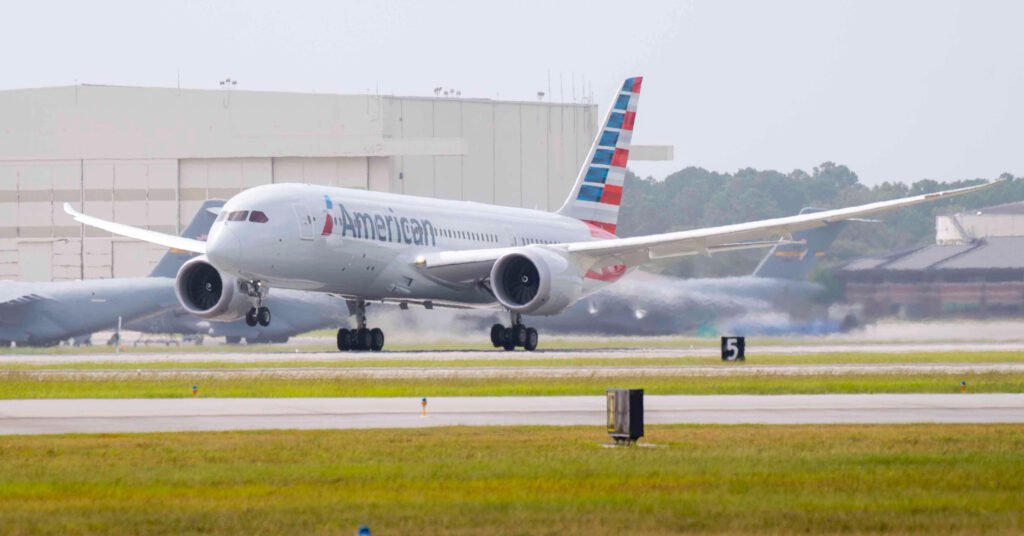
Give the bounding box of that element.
[547,69,552,103]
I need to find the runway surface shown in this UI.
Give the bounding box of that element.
[4,342,1023,365]
[8,362,1024,379]
[2,394,1022,435]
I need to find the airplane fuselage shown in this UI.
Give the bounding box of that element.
[0,278,178,345]
[206,183,618,309]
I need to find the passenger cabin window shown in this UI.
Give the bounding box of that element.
[228,211,249,221]
[249,211,269,223]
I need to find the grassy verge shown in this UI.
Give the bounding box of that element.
[4,350,1024,371]
[1,373,1021,399]
[1,425,1022,534]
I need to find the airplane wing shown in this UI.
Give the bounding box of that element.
[417,239,796,283]
[419,181,997,281]
[64,203,207,254]
[0,293,47,308]
[0,284,49,311]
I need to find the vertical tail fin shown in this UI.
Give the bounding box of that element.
[752,208,847,281]
[556,76,642,236]
[148,200,225,278]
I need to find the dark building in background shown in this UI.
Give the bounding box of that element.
[841,201,1024,320]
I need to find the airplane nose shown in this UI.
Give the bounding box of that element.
[205,229,241,269]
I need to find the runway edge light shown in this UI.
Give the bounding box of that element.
[606,389,644,445]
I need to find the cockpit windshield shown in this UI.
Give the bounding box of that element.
[249,211,269,223]
[227,211,249,221]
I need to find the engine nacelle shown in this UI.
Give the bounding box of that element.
[490,247,583,316]
[174,256,253,321]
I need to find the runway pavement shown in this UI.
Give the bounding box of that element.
[8,362,1024,379]
[1,394,1022,435]
[3,342,1023,365]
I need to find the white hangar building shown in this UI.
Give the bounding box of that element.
[0,84,672,281]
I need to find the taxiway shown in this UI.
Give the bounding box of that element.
[2,394,1022,435]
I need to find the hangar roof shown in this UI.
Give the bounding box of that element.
[841,236,1024,273]
[975,201,1024,215]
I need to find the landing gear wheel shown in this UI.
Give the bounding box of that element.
[337,328,350,351]
[524,327,539,351]
[370,328,385,352]
[245,308,258,327]
[502,327,516,351]
[256,307,271,327]
[490,313,541,352]
[337,299,384,352]
[513,324,528,347]
[490,324,504,347]
[356,328,370,351]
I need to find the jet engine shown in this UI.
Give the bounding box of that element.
[174,256,253,321]
[490,248,583,316]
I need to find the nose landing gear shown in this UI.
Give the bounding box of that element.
[336,299,385,352]
[243,280,271,327]
[490,313,539,351]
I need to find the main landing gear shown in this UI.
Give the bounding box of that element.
[243,280,271,327]
[337,298,385,352]
[491,312,539,351]
[245,306,271,327]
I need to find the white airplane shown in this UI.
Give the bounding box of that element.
[65,76,995,352]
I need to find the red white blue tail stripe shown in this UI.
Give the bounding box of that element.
[557,76,641,236]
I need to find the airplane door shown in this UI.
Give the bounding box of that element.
[293,204,315,240]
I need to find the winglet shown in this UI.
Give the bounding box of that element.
[64,202,207,254]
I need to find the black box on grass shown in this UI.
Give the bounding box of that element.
[606,388,644,443]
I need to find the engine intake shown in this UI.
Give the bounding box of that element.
[490,248,583,316]
[498,255,541,306]
[174,256,253,321]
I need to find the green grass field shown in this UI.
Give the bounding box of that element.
[4,350,1024,371]
[1,425,1022,534]
[1,372,1021,399]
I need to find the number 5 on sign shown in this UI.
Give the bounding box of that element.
[721,336,745,361]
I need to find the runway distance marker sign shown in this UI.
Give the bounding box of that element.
[721,337,746,361]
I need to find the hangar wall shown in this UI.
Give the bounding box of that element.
[0,85,600,281]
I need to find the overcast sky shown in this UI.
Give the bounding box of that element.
[2,0,1021,185]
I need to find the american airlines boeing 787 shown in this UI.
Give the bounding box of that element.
[66,77,995,352]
